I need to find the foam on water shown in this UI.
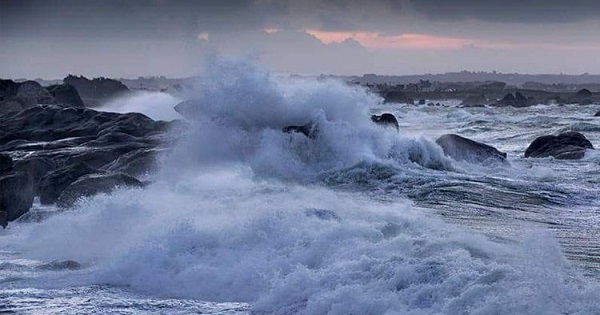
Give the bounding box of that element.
[2,59,600,314]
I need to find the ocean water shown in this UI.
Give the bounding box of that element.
[2,60,600,314]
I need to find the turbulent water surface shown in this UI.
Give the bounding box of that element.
[2,61,600,314]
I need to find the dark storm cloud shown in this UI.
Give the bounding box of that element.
[409,0,600,24]
[0,0,275,39]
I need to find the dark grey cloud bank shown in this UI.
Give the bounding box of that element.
[2,0,600,78]
[411,0,600,24]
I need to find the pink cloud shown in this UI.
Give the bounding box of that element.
[305,30,473,49]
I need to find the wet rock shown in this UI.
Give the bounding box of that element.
[460,94,487,107]
[283,122,318,138]
[0,153,14,174]
[57,173,145,208]
[493,92,531,107]
[0,105,166,144]
[524,131,593,160]
[38,162,98,204]
[371,113,399,131]
[0,211,7,229]
[13,157,57,193]
[101,149,160,176]
[436,134,507,164]
[594,110,600,117]
[46,84,85,108]
[36,260,81,271]
[0,171,34,221]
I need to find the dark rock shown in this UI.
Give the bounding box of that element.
[383,90,409,104]
[13,157,57,193]
[0,79,19,99]
[594,110,600,117]
[371,113,399,131]
[493,92,531,107]
[101,149,160,176]
[575,88,592,99]
[569,89,593,105]
[514,92,529,107]
[46,84,85,108]
[36,260,81,271]
[63,75,129,106]
[495,93,516,107]
[283,122,318,138]
[0,171,34,221]
[436,134,507,164]
[57,173,144,208]
[524,131,593,160]
[0,211,6,229]
[0,153,13,174]
[16,81,56,107]
[0,105,166,145]
[38,162,98,205]
[460,94,487,107]
[418,99,426,105]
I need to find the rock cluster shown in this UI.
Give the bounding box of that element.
[0,104,175,227]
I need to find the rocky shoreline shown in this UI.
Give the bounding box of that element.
[1,75,598,228]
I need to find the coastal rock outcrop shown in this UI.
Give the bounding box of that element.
[436,134,507,164]
[38,162,100,205]
[0,171,34,221]
[492,92,533,107]
[382,90,409,104]
[524,131,593,160]
[46,84,85,107]
[56,173,145,208]
[371,113,399,131]
[63,75,130,107]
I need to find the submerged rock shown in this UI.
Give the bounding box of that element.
[36,260,81,271]
[371,113,399,131]
[436,134,507,164]
[524,131,593,160]
[57,173,145,208]
[0,171,34,221]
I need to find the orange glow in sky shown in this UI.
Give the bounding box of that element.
[305,29,474,49]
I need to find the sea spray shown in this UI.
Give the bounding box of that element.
[2,59,600,314]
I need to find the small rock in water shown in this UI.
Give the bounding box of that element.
[524,131,593,160]
[36,260,81,271]
[371,113,399,131]
[436,134,507,164]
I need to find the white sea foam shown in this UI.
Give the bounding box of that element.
[2,58,600,314]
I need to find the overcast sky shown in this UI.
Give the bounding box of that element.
[2,0,600,78]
